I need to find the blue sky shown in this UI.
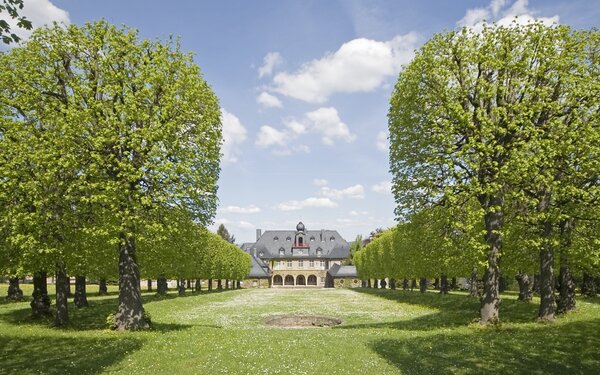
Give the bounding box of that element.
[11,0,600,243]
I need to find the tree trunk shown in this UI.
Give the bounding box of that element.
[98,278,108,295]
[74,275,88,308]
[208,278,213,291]
[390,278,396,290]
[157,277,168,295]
[7,277,24,301]
[186,279,191,289]
[225,279,229,289]
[411,279,416,291]
[538,221,556,321]
[439,274,449,294]
[515,272,532,302]
[469,269,479,297]
[361,280,367,287]
[479,194,503,324]
[195,279,201,292]
[217,279,222,290]
[31,271,51,317]
[113,235,149,330]
[55,262,69,326]
[178,279,186,296]
[366,279,371,288]
[557,220,575,314]
[66,276,72,298]
[419,277,427,293]
[147,279,152,292]
[451,277,457,290]
[237,280,241,289]
[402,278,408,290]
[373,279,378,289]
[433,278,439,290]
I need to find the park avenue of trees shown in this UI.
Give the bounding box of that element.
[356,22,599,323]
[0,21,250,330]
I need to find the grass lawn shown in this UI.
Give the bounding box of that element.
[0,284,599,374]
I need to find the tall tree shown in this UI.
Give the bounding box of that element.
[388,22,598,323]
[217,224,235,244]
[0,21,222,330]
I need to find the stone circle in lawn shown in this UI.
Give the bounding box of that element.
[265,315,342,328]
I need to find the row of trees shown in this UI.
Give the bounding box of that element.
[387,22,599,323]
[0,21,233,329]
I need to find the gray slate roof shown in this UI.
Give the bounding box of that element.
[246,228,350,260]
[248,254,271,278]
[327,264,358,278]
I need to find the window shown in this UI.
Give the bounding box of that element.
[273,236,279,241]
[287,260,293,268]
[286,236,291,241]
[299,260,304,268]
[259,252,264,256]
[297,250,303,255]
[330,236,335,241]
[320,277,325,284]
[279,248,284,256]
[280,261,284,267]
[310,236,315,241]
[316,248,322,256]
[320,260,325,268]
[309,260,314,268]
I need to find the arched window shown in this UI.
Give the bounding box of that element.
[310,236,315,241]
[273,236,279,241]
[286,237,291,242]
[273,275,283,285]
[284,275,294,286]
[330,236,335,241]
[296,275,306,286]
[307,275,317,285]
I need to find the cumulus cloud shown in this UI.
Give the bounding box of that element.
[272,144,310,156]
[258,52,283,78]
[218,205,261,214]
[458,0,559,30]
[215,218,255,230]
[256,91,283,108]
[285,119,306,135]
[4,0,70,43]
[320,184,365,200]
[376,131,388,152]
[372,180,393,194]
[275,197,338,211]
[306,107,355,145]
[255,125,287,148]
[270,33,418,103]
[220,109,247,164]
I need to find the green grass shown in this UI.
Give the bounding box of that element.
[0,284,598,374]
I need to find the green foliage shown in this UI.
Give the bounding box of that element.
[0,0,32,44]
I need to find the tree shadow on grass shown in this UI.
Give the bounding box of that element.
[0,334,144,375]
[341,288,541,331]
[370,318,600,375]
[0,294,193,332]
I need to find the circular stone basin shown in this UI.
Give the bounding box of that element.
[265,315,342,328]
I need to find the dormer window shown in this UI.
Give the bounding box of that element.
[259,252,264,256]
[273,236,279,241]
[310,237,315,241]
[316,247,322,256]
[330,236,335,241]
[279,248,284,256]
[286,237,291,242]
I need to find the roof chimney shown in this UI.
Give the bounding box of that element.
[256,229,262,241]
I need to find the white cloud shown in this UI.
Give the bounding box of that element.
[458,0,559,30]
[320,184,365,200]
[372,180,392,194]
[255,125,287,148]
[350,210,369,216]
[220,109,247,164]
[215,218,255,230]
[4,0,70,43]
[275,197,338,211]
[272,144,310,156]
[313,179,329,187]
[218,205,261,214]
[258,52,283,78]
[376,131,388,152]
[306,107,355,145]
[285,119,306,135]
[256,91,283,108]
[270,33,418,103]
